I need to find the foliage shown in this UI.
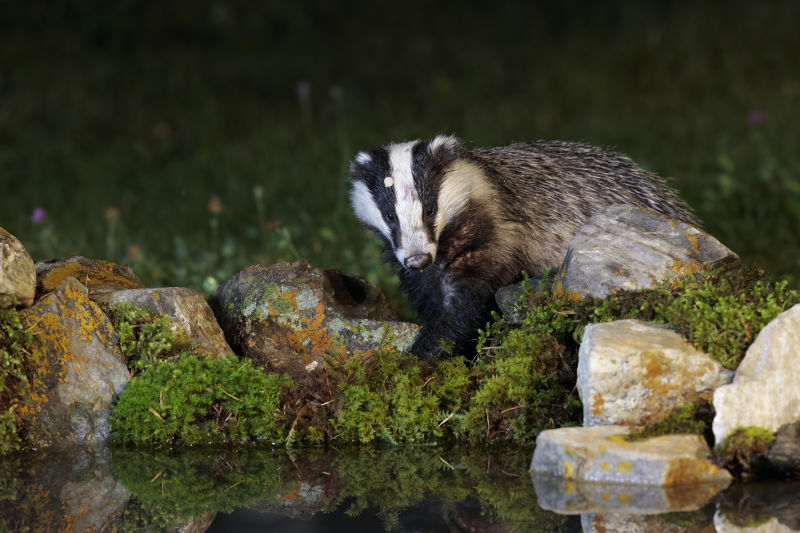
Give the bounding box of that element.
[0,306,33,454]
[109,355,289,446]
[626,399,714,442]
[108,302,195,371]
[715,426,776,481]
[586,267,800,369]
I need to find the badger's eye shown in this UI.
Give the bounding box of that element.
[385,212,395,222]
[425,206,435,216]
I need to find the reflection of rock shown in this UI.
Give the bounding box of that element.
[713,304,800,445]
[0,447,130,531]
[717,481,800,532]
[583,510,714,533]
[554,204,738,299]
[578,320,732,426]
[531,426,731,486]
[210,261,420,382]
[532,473,724,515]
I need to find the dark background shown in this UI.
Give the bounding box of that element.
[1,1,798,302]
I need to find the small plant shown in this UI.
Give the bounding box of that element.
[626,399,714,442]
[0,306,33,454]
[715,426,776,480]
[108,303,193,371]
[109,355,290,446]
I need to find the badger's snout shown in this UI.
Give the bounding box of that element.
[404,253,433,270]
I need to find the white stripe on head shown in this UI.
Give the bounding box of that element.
[350,181,391,241]
[387,141,436,263]
[430,134,458,153]
[355,151,372,164]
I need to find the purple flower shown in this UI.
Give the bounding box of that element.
[746,109,766,127]
[31,206,47,224]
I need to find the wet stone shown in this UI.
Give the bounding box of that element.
[35,255,143,299]
[0,225,36,307]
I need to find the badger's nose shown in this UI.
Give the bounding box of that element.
[404,253,432,270]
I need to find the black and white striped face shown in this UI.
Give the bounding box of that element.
[349,135,462,270]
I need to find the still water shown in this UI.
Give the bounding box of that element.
[0,445,797,532]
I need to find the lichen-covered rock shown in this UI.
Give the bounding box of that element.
[209,261,420,381]
[533,473,724,515]
[530,425,731,487]
[554,204,739,299]
[578,320,733,426]
[713,304,800,445]
[35,255,143,299]
[92,287,234,358]
[0,226,36,307]
[17,277,130,448]
[767,421,800,477]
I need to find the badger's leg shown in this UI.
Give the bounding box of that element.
[404,271,497,361]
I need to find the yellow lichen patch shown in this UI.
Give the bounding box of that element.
[618,493,633,505]
[600,461,610,471]
[564,480,575,495]
[684,231,702,256]
[617,461,633,473]
[640,349,680,400]
[601,492,611,502]
[591,393,605,416]
[564,446,576,457]
[607,434,632,446]
[565,289,583,303]
[562,461,574,479]
[664,457,724,485]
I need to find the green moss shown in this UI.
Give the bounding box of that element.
[108,302,194,371]
[0,305,33,454]
[626,399,714,441]
[109,355,290,446]
[715,426,776,480]
[586,267,799,369]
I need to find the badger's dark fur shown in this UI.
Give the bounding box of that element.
[349,135,697,360]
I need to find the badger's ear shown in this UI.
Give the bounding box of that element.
[349,151,372,180]
[428,134,461,164]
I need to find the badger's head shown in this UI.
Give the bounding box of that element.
[348,135,463,271]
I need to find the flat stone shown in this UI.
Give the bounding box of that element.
[713,304,800,445]
[17,277,130,448]
[578,320,733,426]
[35,256,143,298]
[553,204,739,299]
[533,473,725,515]
[530,425,732,487]
[92,287,234,358]
[0,226,36,307]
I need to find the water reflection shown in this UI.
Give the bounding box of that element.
[0,445,798,532]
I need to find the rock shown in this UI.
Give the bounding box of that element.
[767,422,800,477]
[0,446,130,532]
[495,271,554,324]
[0,226,36,307]
[92,287,234,358]
[532,473,724,514]
[713,304,800,445]
[209,261,420,381]
[35,255,143,299]
[553,204,739,299]
[577,320,733,426]
[17,277,130,448]
[530,425,732,487]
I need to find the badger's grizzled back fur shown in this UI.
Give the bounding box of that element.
[349,135,697,360]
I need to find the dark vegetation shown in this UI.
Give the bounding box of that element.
[104,267,798,449]
[0,2,798,313]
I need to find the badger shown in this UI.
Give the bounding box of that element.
[348,135,697,360]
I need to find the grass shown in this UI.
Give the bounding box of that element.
[0,1,798,304]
